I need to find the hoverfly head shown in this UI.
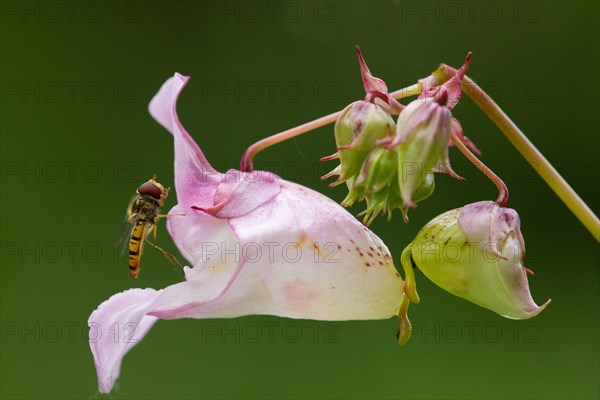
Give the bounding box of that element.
[137,175,168,204]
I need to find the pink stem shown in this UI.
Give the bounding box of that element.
[451,132,509,207]
[239,111,340,172]
[239,83,422,172]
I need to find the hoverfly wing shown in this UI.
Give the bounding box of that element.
[114,195,138,258]
[114,215,136,258]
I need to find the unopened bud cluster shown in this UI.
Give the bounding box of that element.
[323,48,472,224]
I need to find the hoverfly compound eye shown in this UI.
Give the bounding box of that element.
[137,178,166,200]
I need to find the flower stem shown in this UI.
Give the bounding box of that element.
[448,70,599,242]
[240,61,599,241]
[451,132,509,207]
[239,83,422,172]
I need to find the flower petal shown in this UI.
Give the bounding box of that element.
[166,204,236,270]
[193,170,280,219]
[148,73,220,209]
[91,179,404,392]
[222,179,403,319]
[91,73,406,394]
[89,289,161,394]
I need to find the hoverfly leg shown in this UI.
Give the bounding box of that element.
[144,239,183,270]
[150,223,158,243]
[128,213,139,223]
[155,213,186,220]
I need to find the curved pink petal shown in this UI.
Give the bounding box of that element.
[88,289,161,393]
[148,73,220,209]
[193,170,280,219]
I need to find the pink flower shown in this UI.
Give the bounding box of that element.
[89,73,404,393]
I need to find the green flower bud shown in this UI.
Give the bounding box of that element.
[358,169,435,226]
[327,100,395,186]
[400,201,550,320]
[411,171,435,204]
[391,93,452,210]
[356,146,398,194]
[323,46,447,225]
[340,176,364,208]
[398,171,435,223]
[360,187,390,226]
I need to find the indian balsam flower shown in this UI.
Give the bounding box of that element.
[89,73,413,394]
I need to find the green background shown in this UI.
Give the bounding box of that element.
[1,1,598,399]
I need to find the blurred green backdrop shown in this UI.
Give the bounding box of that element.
[1,1,598,399]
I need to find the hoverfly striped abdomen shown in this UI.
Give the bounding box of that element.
[128,221,148,279]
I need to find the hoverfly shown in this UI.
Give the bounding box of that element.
[116,175,182,279]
